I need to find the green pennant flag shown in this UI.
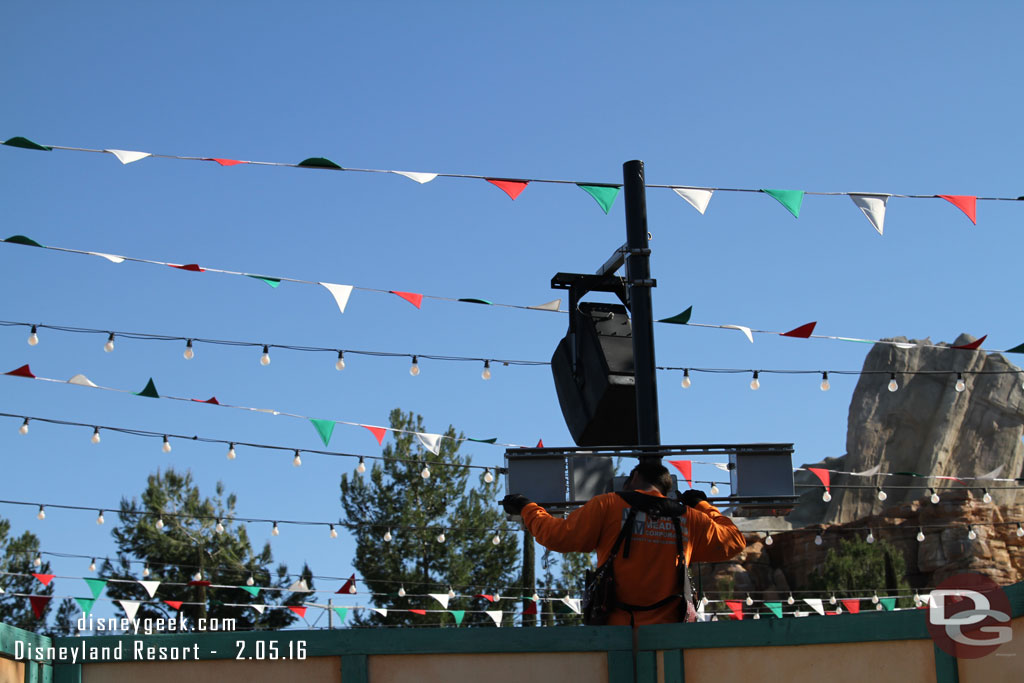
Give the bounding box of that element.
[3,136,52,151]
[135,378,160,398]
[4,235,44,248]
[467,437,498,444]
[310,419,336,447]
[765,602,783,618]
[449,609,465,626]
[577,184,621,214]
[1005,343,1024,354]
[762,189,804,218]
[298,157,343,170]
[457,298,493,305]
[241,586,261,597]
[247,275,281,288]
[333,607,348,623]
[880,597,896,611]
[83,578,107,599]
[75,598,96,617]
[659,306,692,325]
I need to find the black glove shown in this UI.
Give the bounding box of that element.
[680,489,708,509]
[501,493,531,515]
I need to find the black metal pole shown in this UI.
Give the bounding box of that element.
[623,160,661,459]
[522,530,536,626]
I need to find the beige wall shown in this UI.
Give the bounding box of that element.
[0,656,25,683]
[82,656,341,683]
[684,639,936,683]
[369,652,607,683]
[958,616,1024,683]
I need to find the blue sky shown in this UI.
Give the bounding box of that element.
[2,2,1022,625]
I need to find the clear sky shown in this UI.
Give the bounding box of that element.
[2,2,1022,626]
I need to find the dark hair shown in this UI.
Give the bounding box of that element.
[629,462,673,495]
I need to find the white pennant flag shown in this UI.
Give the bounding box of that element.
[978,465,1004,480]
[723,325,754,344]
[416,433,443,455]
[391,170,438,184]
[893,342,917,350]
[560,596,582,614]
[372,607,388,617]
[851,464,882,477]
[485,610,503,627]
[119,600,141,623]
[287,579,311,593]
[849,194,890,236]
[87,251,126,264]
[105,149,151,165]
[251,604,266,615]
[0,585,5,594]
[320,283,354,314]
[714,463,730,472]
[672,187,714,215]
[803,598,825,616]
[67,374,98,387]
[138,580,160,598]
[528,299,561,312]
[428,593,450,609]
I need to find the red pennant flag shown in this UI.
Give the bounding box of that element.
[164,600,183,611]
[205,158,245,167]
[725,600,744,620]
[781,322,817,338]
[410,609,427,615]
[29,595,51,619]
[474,594,497,603]
[807,467,831,492]
[536,439,544,448]
[522,601,538,615]
[363,425,387,445]
[188,580,212,587]
[826,611,839,616]
[169,263,205,272]
[337,574,356,594]
[32,573,55,586]
[667,460,693,488]
[841,599,860,614]
[952,335,987,350]
[288,606,307,618]
[937,195,977,224]
[390,290,423,309]
[191,396,220,404]
[5,364,35,378]
[486,178,529,200]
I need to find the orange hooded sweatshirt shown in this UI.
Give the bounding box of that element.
[521,490,746,625]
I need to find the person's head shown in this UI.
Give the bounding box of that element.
[625,462,673,495]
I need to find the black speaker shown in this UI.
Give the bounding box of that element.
[551,302,638,446]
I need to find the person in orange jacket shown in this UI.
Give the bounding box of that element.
[501,461,746,626]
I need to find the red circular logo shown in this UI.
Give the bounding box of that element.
[926,572,1012,659]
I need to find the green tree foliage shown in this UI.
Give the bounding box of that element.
[0,517,57,631]
[536,548,594,626]
[809,537,912,606]
[101,468,310,630]
[340,409,519,627]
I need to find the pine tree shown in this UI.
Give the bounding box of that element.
[809,536,912,607]
[339,409,519,627]
[0,518,56,631]
[100,468,309,630]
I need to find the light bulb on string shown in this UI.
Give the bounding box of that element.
[483,468,494,484]
[409,356,420,376]
[750,371,760,391]
[33,554,42,568]
[260,345,271,366]
[822,490,832,503]
[492,532,501,545]
[356,457,366,474]
[335,350,346,371]
[37,505,45,520]
[836,605,843,615]
[745,595,753,606]
[246,575,254,586]
[215,519,224,534]
[955,373,966,393]
[710,484,719,495]
[982,488,992,504]
[764,533,773,546]
[887,373,899,392]
[814,534,823,546]
[820,372,830,392]
[866,530,875,544]
[104,332,115,353]
[967,526,977,541]
[155,517,165,530]
[193,571,203,582]
[27,325,39,346]
[753,612,760,620]
[871,593,879,605]
[19,418,29,435]
[143,565,150,578]
[447,586,456,599]
[681,369,691,389]
[384,529,393,542]
[271,522,279,536]
[162,436,172,453]
[913,592,922,607]
[292,450,302,467]
[89,558,97,572]
[91,427,101,444]
[227,443,236,460]
[787,594,794,606]
[96,510,105,525]
[421,464,431,479]
[1017,523,1024,538]
[398,586,406,597]
[930,488,940,505]
[876,487,887,502]
[183,340,194,360]
[330,524,338,539]
[829,594,837,605]
[916,528,925,543]
[436,531,446,543]
[481,360,491,380]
